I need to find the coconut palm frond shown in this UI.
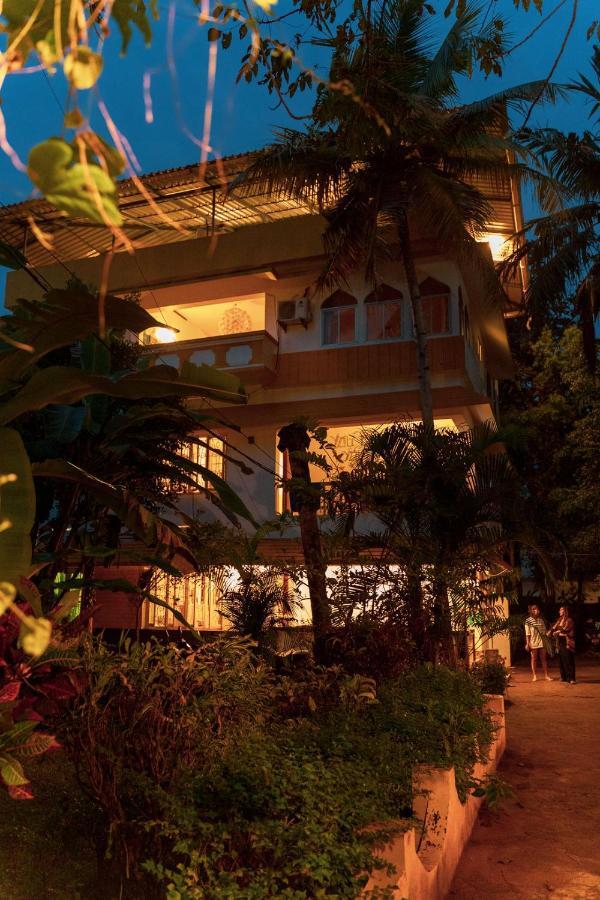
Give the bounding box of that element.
[319,174,391,287]
[234,130,352,210]
[418,3,480,101]
[455,80,568,125]
[571,44,600,121]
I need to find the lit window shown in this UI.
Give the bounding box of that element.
[179,436,225,493]
[322,307,356,345]
[321,290,357,346]
[421,295,449,334]
[146,572,224,630]
[365,285,403,341]
[419,277,451,335]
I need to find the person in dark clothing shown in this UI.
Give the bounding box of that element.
[549,605,577,684]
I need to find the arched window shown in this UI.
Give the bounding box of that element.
[419,277,451,335]
[365,284,403,341]
[321,290,357,345]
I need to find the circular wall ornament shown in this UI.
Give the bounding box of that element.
[219,304,252,335]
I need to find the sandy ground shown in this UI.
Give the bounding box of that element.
[449,659,600,900]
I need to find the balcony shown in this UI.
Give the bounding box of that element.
[141,292,278,381]
[146,330,278,380]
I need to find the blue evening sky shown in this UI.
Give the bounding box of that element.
[0,0,597,304]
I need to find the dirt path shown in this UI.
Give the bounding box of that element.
[449,659,600,900]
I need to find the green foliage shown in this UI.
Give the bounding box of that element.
[0,574,86,799]
[61,638,493,897]
[219,570,300,645]
[0,289,158,383]
[0,287,252,607]
[331,423,522,662]
[28,138,123,226]
[503,325,600,583]
[471,773,515,810]
[379,666,494,801]
[470,659,510,695]
[111,0,159,51]
[0,430,35,589]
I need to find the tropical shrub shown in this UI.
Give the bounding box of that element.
[60,638,494,898]
[219,570,299,649]
[470,659,510,696]
[0,579,82,798]
[383,666,495,801]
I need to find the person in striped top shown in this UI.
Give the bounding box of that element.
[525,604,553,682]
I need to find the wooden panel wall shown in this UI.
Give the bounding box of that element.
[92,566,145,630]
[275,336,464,388]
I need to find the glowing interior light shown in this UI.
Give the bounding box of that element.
[154,327,177,343]
[479,233,510,261]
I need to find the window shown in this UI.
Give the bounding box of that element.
[275,423,393,515]
[365,285,403,341]
[146,572,224,630]
[179,436,225,493]
[321,290,357,345]
[419,277,451,335]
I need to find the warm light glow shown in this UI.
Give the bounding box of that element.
[479,233,510,261]
[154,327,178,344]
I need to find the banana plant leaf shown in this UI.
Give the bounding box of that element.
[32,458,199,573]
[0,363,246,425]
[0,428,35,589]
[0,289,161,382]
[161,448,257,525]
[42,405,87,444]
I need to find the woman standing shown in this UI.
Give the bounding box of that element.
[549,605,577,684]
[525,604,553,682]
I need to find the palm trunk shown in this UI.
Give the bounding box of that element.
[277,424,331,664]
[406,566,428,661]
[578,278,597,375]
[398,219,434,428]
[431,575,457,667]
[298,504,331,664]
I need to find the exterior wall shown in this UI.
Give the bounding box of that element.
[93,567,146,630]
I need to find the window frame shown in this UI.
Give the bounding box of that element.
[320,290,358,347]
[420,293,451,336]
[178,435,225,494]
[365,298,404,342]
[146,572,224,630]
[321,305,357,346]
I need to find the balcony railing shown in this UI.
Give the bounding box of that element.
[145,330,278,380]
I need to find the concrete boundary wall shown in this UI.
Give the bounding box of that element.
[365,694,506,899]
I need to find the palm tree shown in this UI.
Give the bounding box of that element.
[219,570,298,649]
[501,48,600,372]
[336,422,523,663]
[237,0,560,426]
[277,422,331,664]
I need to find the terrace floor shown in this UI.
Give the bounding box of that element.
[449,659,600,899]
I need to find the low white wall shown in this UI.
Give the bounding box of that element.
[365,694,505,899]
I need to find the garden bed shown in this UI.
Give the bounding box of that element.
[366,694,505,899]
[1,638,502,899]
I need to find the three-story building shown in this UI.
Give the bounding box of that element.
[3,152,524,659]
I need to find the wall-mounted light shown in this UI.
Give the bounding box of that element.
[154,327,178,344]
[478,233,510,261]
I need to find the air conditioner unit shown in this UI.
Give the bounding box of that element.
[277,297,312,326]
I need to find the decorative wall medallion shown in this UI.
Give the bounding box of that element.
[219,304,252,335]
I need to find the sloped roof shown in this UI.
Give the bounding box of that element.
[0,152,314,270]
[0,150,521,272]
